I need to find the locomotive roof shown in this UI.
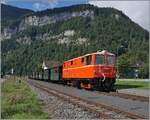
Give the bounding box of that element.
[65,50,115,62]
[96,50,115,56]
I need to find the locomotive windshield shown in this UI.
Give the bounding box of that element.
[95,54,104,64]
[107,56,115,65]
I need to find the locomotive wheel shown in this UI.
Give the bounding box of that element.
[93,80,103,91]
[102,80,110,91]
[76,80,81,89]
[103,79,115,92]
[110,79,116,92]
[63,81,67,86]
[93,80,100,91]
[97,82,104,91]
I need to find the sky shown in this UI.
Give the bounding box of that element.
[1,0,149,31]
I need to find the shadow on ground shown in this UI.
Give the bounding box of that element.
[115,84,142,90]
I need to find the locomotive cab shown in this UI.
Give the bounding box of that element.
[94,51,116,79]
[94,50,116,91]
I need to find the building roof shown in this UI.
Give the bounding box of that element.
[130,61,144,68]
[42,60,62,69]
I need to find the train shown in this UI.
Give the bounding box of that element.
[29,50,117,91]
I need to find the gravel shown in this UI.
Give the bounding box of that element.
[29,85,101,119]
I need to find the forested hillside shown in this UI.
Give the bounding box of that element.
[1,4,149,78]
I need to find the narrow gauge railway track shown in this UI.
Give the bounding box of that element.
[98,91,149,102]
[28,80,147,119]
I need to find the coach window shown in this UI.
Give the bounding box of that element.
[95,54,104,64]
[86,55,92,65]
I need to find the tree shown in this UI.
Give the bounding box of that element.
[139,63,149,78]
[118,55,132,78]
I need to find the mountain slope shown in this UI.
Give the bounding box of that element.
[1,4,149,78]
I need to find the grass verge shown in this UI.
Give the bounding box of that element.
[1,76,49,119]
[115,80,149,89]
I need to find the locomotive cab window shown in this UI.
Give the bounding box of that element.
[81,57,84,63]
[86,55,92,65]
[108,56,115,65]
[71,61,73,65]
[95,54,104,64]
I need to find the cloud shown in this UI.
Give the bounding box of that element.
[0,0,7,4]
[32,0,58,11]
[89,0,150,31]
[33,3,40,10]
[3,0,58,11]
[32,2,47,11]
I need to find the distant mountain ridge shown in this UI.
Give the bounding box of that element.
[1,4,34,20]
[1,4,149,78]
[1,4,133,39]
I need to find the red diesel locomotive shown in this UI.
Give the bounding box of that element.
[62,50,117,91]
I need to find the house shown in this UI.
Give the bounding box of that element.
[129,61,144,78]
[42,60,62,70]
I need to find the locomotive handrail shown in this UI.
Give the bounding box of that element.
[102,73,106,82]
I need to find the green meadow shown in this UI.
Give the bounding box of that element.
[1,77,49,119]
[115,79,149,89]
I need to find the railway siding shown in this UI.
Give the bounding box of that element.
[97,91,149,102]
[28,79,149,119]
[118,89,149,97]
